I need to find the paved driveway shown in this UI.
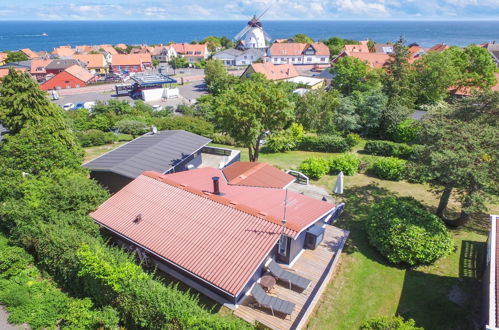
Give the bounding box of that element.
[0,306,18,330]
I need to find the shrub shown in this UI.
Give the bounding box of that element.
[298,135,352,153]
[115,119,149,137]
[77,129,116,147]
[392,119,419,144]
[364,140,414,159]
[264,123,305,153]
[370,157,407,181]
[361,315,422,330]
[365,197,453,265]
[298,157,330,179]
[212,133,237,146]
[345,133,362,148]
[329,153,360,176]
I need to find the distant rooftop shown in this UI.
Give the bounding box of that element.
[130,73,177,86]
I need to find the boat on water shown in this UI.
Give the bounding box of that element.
[41,32,48,36]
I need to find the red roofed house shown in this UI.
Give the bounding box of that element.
[266,42,330,66]
[20,48,39,59]
[428,43,449,53]
[90,165,346,309]
[171,43,208,63]
[52,46,76,58]
[30,59,52,82]
[344,43,369,53]
[111,54,150,73]
[40,65,96,90]
[333,51,392,69]
[73,54,108,75]
[449,72,499,97]
[241,62,299,81]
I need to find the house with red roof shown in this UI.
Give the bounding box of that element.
[428,43,449,53]
[171,43,208,63]
[266,42,330,66]
[89,164,345,306]
[111,54,151,73]
[151,45,177,62]
[73,54,108,75]
[30,59,52,82]
[0,52,6,65]
[52,46,76,58]
[20,48,39,59]
[242,62,299,81]
[40,65,96,90]
[333,51,391,69]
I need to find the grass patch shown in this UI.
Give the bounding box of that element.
[83,142,127,163]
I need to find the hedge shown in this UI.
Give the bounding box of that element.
[370,157,407,181]
[0,170,251,329]
[77,129,116,147]
[365,197,453,266]
[0,235,119,329]
[329,153,360,176]
[360,315,422,330]
[298,135,352,153]
[364,140,414,159]
[298,157,330,179]
[154,115,215,138]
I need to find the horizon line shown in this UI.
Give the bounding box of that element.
[1,18,499,22]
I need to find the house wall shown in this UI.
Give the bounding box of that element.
[40,71,86,90]
[111,64,142,73]
[90,171,133,194]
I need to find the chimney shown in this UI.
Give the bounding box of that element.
[212,176,221,195]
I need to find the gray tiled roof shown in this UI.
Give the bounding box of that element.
[46,59,81,70]
[83,130,211,178]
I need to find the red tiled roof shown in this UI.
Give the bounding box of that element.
[171,43,207,57]
[100,45,118,55]
[30,59,51,74]
[73,54,106,68]
[249,62,299,80]
[344,44,369,53]
[165,167,334,236]
[269,42,330,57]
[111,54,144,66]
[346,52,391,68]
[0,52,7,62]
[64,65,95,82]
[20,48,39,59]
[223,162,295,189]
[449,73,499,96]
[0,67,28,79]
[90,172,283,296]
[52,46,75,57]
[428,44,449,52]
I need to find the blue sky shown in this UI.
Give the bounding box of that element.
[1,0,498,20]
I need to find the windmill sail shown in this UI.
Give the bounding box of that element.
[233,6,271,47]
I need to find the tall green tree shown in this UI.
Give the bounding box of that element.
[322,36,359,57]
[295,89,340,133]
[412,92,499,227]
[383,37,416,108]
[204,59,238,95]
[331,56,383,96]
[292,34,314,44]
[211,74,294,161]
[0,68,80,149]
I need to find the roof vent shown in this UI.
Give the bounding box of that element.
[212,176,224,196]
[151,126,158,134]
[133,213,142,224]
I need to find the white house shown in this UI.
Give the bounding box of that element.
[152,45,177,63]
[266,42,330,66]
[213,48,266,66]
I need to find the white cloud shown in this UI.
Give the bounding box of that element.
[336,0,390,16]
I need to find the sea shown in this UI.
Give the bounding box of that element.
[0,20,498,51]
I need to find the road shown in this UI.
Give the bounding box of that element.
[0,306,18,330]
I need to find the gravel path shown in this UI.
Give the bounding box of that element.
[0,306,17,330]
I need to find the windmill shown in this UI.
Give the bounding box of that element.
[234,7,272,49]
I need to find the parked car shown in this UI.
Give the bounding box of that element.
[83,102,95,110]
[75,103,85,110]
[152,105,163,111]
[62,103,75,111]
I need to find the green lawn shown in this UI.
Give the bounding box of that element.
[85,143,497,329]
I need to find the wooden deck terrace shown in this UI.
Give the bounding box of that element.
[234,225,349,330]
